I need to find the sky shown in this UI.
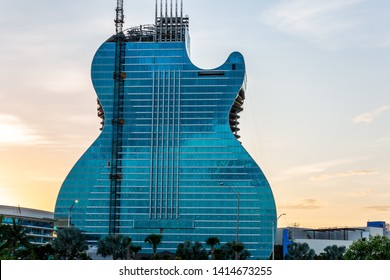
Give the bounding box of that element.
[0,0,389,228]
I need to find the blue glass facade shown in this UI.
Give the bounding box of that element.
[55,6,276,259]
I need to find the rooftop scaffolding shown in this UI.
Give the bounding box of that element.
[108,0,189,43]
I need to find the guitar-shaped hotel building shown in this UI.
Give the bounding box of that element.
[55,0,276,259]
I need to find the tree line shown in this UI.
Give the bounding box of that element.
[0,217,251,260]
[284,236,390,260]
[2,216,389,260]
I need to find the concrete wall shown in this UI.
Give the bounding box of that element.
[278,224,388,257]
[367,227,384,236]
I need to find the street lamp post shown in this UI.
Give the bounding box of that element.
[67,200,79,227]
[235,192,240,243]
[272,213,286,260]
[219,182,240,243]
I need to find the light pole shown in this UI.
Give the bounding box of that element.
[67,200,79,227]
[272,213,286,260]
[234,191,240,243]
[219,183,240,243]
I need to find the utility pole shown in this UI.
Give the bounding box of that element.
[67,200,78,227]
[219,182,240,243]
[272,213,286,260]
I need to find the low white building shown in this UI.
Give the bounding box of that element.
[276,221,389,256]
[0,205,55,245]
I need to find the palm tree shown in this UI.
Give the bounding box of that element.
[231,241,245,260]
[144,234,162,257]
[192,241,208,260]
[215,241,250,260]
[176,241,208,260]
[0,215,6,253]
[0,218,31,257]
[29,243,55,260]
[284,242,316,260]
[0,215,4,230]
[97,235,133,260]
[176,240,193,260]
[319,245,346,260]
[206,237,220,259]
[129,244,142,260]
[52,227,88,260]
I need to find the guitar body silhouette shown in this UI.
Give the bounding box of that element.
[55,4,276,260]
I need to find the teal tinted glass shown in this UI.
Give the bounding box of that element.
[55,40,276,260]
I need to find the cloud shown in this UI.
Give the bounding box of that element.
[371,136,390,148]
[347,189,375,197]
[365,205,390,212]
[311,170,378,181]
[272,159,353,182]
[259,0,363,35]
[282,199,323,210]
[0,187,14,206]
[261,0,362,32]
[288,159,352,174]
[31,176,62,183]
[259,0,390,49]
[0,114,45,145]
[353,106,390,123]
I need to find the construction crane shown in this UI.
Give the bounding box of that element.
[115,0,125,34]
[110,0,126,234]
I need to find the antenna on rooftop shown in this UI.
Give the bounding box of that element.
[181,0,183,19]
[155,0,187,42]
[115,0,125,34]
[165,0,168,19]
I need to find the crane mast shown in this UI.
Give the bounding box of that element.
[115,0,125,34]
[110,0,126,234]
